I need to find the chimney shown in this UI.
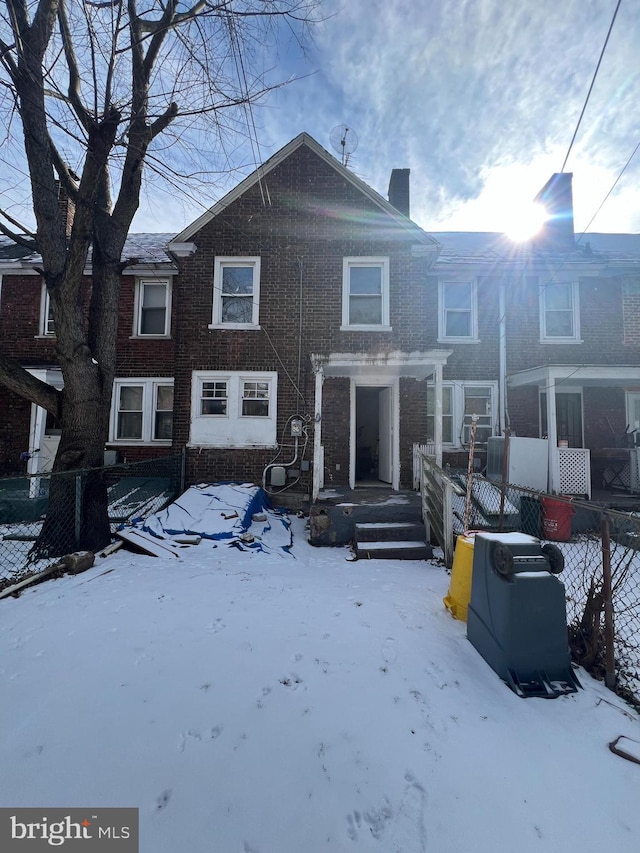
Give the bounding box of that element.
[534,173,574,251]
[388,168,410,218]
[54,178,76,239]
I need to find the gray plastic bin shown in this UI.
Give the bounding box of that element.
[467,532,581,698]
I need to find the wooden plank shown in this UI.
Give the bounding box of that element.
[116,528,181,558]
[0,563,61,600]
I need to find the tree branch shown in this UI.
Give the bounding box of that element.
[0,208,36,243]
[0,353,61,416]
[149,101,178,139]
[137,0,207,34]
[56,0,91,129]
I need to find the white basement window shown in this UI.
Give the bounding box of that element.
[190,371,277,448]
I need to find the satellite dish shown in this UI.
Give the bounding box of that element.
[330,125,358,167]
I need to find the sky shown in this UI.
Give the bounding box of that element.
[1,494,639,853]
[129,0,640,237]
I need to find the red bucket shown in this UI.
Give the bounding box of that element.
[541,497,574,542]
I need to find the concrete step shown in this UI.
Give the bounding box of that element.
[354,521,425,543]
[354,540,432,560]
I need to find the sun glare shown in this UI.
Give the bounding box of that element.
[504,201,548,242]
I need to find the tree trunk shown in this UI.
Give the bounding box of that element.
[31,360,113,558]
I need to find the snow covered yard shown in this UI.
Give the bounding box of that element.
[0,516,639,853]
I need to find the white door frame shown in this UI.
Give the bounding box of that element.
[349,377,399,490]
[26,368,63,495]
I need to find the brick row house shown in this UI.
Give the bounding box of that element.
[429,174,640,497]
[0,231,177,482]
[1,134,640,505]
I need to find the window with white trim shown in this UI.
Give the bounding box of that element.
[540,281,580,342]
[39,283,55,336]
[134,279,171,337]
[342,257,390,329]
[200,380,228,415]
[627,392,640,433]
[191,371,277,447]
[110,378,173,443]
[427,381,497,447]
[211,257,260,328]
[438,280,478,341]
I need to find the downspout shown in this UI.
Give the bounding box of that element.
[434,363,443,468]
[547,376,560,492]
[312,364,324,502]
[295,258,303,415]
[498,277,507,434]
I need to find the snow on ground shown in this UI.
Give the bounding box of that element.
[0,516,639,853]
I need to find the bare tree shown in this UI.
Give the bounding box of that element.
[0,0,320,555]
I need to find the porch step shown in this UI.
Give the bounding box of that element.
[354,522,432,560]
[354,522,425,541]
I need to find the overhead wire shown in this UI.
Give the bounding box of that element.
[560,0,623,173]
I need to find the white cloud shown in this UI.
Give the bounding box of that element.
[255,0,640,234]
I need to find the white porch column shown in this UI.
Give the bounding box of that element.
[312,366,324,502]
[546,379,561,493]
[434,362,443,468]
[27,404,46,498]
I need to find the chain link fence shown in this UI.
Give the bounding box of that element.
[448,473,640,711]
[0,453,184,593]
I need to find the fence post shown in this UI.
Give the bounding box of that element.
[180,446,187,493]
[601,515,616,689]
[75,473,82,550]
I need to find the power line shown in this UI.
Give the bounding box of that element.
[576,137,640,239]
[561,0,623,173]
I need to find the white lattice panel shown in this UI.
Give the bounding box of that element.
[558,448,591,498]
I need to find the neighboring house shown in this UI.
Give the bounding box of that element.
[0,230,177,478]
[428,173,640,495]
[2,141,640,504]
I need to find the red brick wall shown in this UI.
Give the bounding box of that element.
[0,387,32,473]
[506,274,640,371]
[173,145,433,488]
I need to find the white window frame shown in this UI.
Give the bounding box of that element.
[539,280,581,343]
[190,370,277,448]
[626,392,640,434]
[39,282,55,337]
[133,278,171,337]
[109,378,174,444]
[199,379,229,417]
[427,380,498,448]
[438,279,478,342]
[341,257,390,331]
[210,257,261,329]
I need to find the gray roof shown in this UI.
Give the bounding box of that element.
[0,233,176,267]
[430,231,640,264]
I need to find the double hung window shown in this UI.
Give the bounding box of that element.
[342,257,390,329]
[540,281,580,342]
[427,382,496,447]
[438,280,478,341]
[39,284,55,337]
[111,379,174,443]
[211,258,261,328]
[135,280,171,336]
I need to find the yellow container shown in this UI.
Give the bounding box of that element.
[443,534,475,622]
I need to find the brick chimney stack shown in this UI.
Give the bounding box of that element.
[388,169,410,218]
[54,178,76,239]
[534,173,575,252]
